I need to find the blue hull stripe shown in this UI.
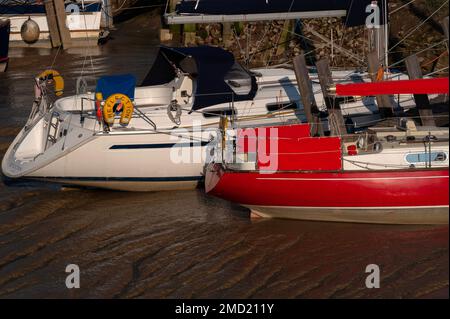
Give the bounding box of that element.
[110,141,210,150]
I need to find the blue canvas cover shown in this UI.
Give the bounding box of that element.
[96,74,136,100]
[141,46,257,111]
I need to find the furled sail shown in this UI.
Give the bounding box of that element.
[166,0,387,26]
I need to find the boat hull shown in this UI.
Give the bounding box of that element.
[2,121,209,192]
[246,205,448,224]
[205,164,449,224]
[28,177,201,192]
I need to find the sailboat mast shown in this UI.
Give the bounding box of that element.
[384,0,389,72]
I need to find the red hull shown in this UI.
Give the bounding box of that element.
[206,165,449,209]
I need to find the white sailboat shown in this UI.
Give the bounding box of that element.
[2,45,420,191]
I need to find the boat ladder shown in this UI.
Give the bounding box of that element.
[45,114,60,149]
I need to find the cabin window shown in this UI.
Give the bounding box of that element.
[405,152,448,163]
[203,108,237,118]
[266,101,298,112]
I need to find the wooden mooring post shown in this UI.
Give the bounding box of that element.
[316,59,347,137]
[44,0,61,47]
[169,0,181,42]
[44,0,71,49]
[367,51,395,118]
[222,23,233,47]
[405,54,436,127]
[101,0,114,30]
[292,54,323,136]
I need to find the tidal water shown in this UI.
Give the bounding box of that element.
[0,11,448,299]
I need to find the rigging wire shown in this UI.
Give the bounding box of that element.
[389,0,418,15]
[388,0,449,53]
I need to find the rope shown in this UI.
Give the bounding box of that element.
[422,50,448,67]
[388,39,448,69]
[423,66,449,77]
[390,0,418,15]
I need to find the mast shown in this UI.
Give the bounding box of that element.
[383,0,389,74]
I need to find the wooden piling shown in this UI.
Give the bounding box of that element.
[367,51,395,117]
[405,54,436,127]
[222,23,233,47]
[169,0,181,42]
[183,24,196,46]
[276,20,291,57]
[316,59,347,136]
[53,0,71,49]
[101,0,114,29]
[292,54,322,136]
[44,0,61,47]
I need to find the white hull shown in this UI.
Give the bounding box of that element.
[9,129,210,191]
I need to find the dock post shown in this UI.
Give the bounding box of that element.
[222,23,233,47]
[316,59,347,137]
[101,0,114,30]
[276,20,291,56]
[169,0,181,43]
[367,51,395,118]
[45,0,72,49]
[53,0,71,49]
[44,0,61,47]
[183,23,196,46]
[405,54,436,126]
[292,54,323,136]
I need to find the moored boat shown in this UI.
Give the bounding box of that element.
[205,78,450,224]
[205,122,449,224]
[2,46,411,191]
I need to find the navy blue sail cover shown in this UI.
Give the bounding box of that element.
[175,0,387,26]
[96,74,136,100]
[141,46,257,111]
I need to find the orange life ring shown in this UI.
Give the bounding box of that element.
[37,69,64,96]
[103,93,134,127]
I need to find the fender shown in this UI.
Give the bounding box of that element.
[95,92,103,123]
[103,93,134,127]
[37,69,64,96]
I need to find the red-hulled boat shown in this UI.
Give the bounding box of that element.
[205,125,449,224]
[206,122,449,224]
